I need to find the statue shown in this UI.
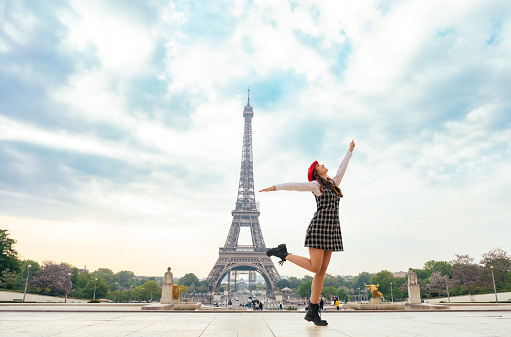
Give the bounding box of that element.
[407,268,418,285]
[406,268,421,304]
[172,285,180,299]
[164,267,173,286]
[364,283,384,300]
[161,266,176,305]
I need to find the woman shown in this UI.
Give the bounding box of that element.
[259,139,355,326]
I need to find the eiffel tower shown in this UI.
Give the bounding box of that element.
[207,90,280,294]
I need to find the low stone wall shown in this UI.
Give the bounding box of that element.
[424,292,511,304]
[0,290,88,303]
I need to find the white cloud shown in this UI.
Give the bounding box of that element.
[1,0,511,279]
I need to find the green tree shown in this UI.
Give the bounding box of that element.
[139,280,161,302]
[352,272,372,290]
[179,273,200,288]
[288,276,301,290]
[321,286,338,299]
[116,270,135,288]
[370,270,395,300]
[298,279,313,300]
[0,229,20,273]
[337,288,348,302]
[83,277,110,299]
[423,260,452,278]
[276,279,290,289]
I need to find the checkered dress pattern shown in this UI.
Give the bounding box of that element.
[304,187,343,251]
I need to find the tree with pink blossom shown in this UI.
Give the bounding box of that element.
[30,261,73,296]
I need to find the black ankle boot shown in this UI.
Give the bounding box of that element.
[266,244,290,265]
[304,303,328,326]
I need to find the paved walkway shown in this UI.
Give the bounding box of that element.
[1,306,510,336]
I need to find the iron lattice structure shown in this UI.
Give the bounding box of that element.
[207,91,280,293]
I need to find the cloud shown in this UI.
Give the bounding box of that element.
[1,0,510,278]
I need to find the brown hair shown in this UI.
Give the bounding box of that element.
[313,169,343,197]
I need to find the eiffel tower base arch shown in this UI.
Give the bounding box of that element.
[207,251,280,295]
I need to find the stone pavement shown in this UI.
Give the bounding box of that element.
[1,306,511,337]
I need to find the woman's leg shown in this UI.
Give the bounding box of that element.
[285,247,326,273]
[310,249,332,304]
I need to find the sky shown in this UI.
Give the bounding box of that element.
[1,0,510,281]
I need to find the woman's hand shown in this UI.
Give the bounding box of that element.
[349,139,355,152]
[259,186,276,192]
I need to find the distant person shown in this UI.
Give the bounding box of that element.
[335,299,340,311]
[261,140,356,326]
[259,301,263,311]
[319,298,324,311]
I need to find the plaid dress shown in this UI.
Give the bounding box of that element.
[304,187,343,251]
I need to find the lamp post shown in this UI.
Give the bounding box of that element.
[490,266,498,303]
[119,283,122,303]
[65,272,72,303]
[446,276,450,303]
[390,282,393,303]
[129,285,133,303]
[114,282,118,303]
[141,287,144,302]
[93,278,98,300]
[22,264,32,303]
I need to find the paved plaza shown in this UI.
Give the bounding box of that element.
[1,305,511,337]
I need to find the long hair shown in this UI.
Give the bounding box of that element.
[313,169,343,197]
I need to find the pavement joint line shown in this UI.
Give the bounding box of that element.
[260,313,277,337]
[198,313,217,337]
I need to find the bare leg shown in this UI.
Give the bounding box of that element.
[285,247,326,274]
[310,250,332,303]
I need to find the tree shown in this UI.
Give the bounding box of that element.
[352,272,372,290]
[451,254,482,295]
[298,279,313,300]
[29,261,73,296]
[480,247,511,291]
[0,268,18,289]
[370,270,395,300]
[117,270,135,288]
[92,268,118,290]
[0,229,20,273]
[82,277,110,299]
[428,271,454,297]
[276,279,290,289]
[178,273,200,288]
[140,280,161,302]
[337,288,348,302]
[423,260,452,278]
[288,276,301,290]
[321,286,338,300]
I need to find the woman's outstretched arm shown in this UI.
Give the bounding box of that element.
[332,140,355,186]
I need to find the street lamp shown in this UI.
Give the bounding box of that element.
[118,283,122,303]
[22,264,32,303]
[490,266,498,303]
[390,282,393,303]
[93,278,98,300]
[115,282,118,303]
[65,272,72,303]
[446,276,450,303]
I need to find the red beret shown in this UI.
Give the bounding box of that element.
[308,160,318,182]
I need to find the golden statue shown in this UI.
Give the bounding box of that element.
[364,283,384,300]
[172,284,180,299]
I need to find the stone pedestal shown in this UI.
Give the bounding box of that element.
[407,284,421,304]
[161,284,178,305]
[371,297,382,304]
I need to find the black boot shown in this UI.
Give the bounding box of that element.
[266,244,290,266]
[304,303,328,326]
